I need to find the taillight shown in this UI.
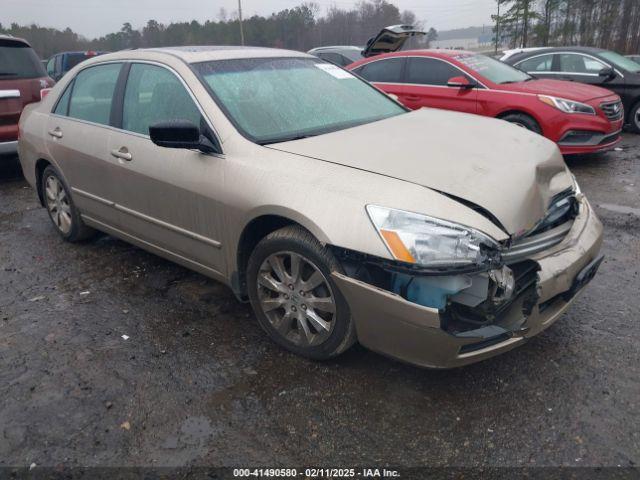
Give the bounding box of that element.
[40,88,52,100]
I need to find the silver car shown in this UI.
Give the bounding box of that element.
[18,46,603,368]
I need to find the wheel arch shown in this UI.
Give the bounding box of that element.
[233,210,330,299]
[34,158,53,207]
[495,108,544,134]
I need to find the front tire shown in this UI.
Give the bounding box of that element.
[41,165,96,242]
[246,225,356,360]
[501,113,542,135]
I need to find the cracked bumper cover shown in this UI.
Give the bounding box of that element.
[332,198,603,368]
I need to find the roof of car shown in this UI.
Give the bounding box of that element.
[308,46,362,52]
[146,45,311,63]
[0,34,31,46]
[505,46,607,62]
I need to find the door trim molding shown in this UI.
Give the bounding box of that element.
[72,187,222,248]
[81,214,225,280]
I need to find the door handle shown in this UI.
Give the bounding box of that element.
[48,128,63,139]
[111,147,132,161]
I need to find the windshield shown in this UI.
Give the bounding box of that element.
[194,57,405,144]
[0,42,47,79]
[599,50,640,73]
[454,53,532,84]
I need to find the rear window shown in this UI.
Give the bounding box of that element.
[0,41,46,79]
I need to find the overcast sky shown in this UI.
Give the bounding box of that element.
[3,0,498,38]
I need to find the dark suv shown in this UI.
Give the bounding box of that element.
[0,35,54,157]
[503,47,640,133]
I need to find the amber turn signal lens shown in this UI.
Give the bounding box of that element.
[380,229,416,263]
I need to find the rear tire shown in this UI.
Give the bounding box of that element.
[41,165,96,242]
[501,113,542,135]
[247,225,356,361]
[628,102,640,134]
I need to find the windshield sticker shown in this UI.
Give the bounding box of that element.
[314,63,354,79]
[454,55,490,72]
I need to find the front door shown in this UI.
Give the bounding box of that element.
[107,62,227,276]
[400,57,477,114]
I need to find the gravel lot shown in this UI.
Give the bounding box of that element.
[0,134,638,470]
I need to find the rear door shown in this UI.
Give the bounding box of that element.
[45,62,123,225]
[106,62,227,275]
[400,57,477,113]
[352,57,406,100]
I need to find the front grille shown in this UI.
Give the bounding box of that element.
[597,130,621,146]
[600,100,623,121]
[502,191,577,264]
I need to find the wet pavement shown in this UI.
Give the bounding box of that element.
[0,134,639,469]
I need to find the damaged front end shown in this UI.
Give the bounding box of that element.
[331,192,602,368]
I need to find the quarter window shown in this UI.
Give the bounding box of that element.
[53,82,73,115]
[356,58,405,83]
[406,57,465,85]
[518,54,554,72]
[67,63,121,125]
[558,54,606,74]
[123,63,202,136]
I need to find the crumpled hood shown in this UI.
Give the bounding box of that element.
[500,78,616,102]
[268,108,573,236]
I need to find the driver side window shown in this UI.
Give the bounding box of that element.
[122,63,202,136]
[558,54,606,74]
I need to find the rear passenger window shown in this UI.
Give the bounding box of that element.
[406,57,463,86]
[518,54,554,72]
[356,58,405,83]
[123,63,202,136]
[68,63,121,125]
[53,82,73,115]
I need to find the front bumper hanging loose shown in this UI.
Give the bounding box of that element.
[332,198,603,369]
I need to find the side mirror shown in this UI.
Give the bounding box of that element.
[447,76,475,89]
[149,120,217,154]
[599,66,615,79]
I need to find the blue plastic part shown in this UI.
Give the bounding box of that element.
[392,273,471,310]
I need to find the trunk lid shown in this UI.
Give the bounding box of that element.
[362,25,425,58]
[268,108,573,237]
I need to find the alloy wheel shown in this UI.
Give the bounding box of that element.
[45,175,72,234]
[257,251,336,347]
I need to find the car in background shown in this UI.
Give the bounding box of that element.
[503,47,640,132]
[0,35,54,157]
[18,46,603,368]
[45,51,108,81]
[307,46,364,67]
[349,49,623,155]
[626,54,640,63]
[308,24,425,67]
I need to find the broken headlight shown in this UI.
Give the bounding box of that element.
[366,205,500,268]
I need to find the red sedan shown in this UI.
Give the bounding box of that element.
[348,50,624,155]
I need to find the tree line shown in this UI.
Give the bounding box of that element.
[495,0,640,53]
[0,0,436,59]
